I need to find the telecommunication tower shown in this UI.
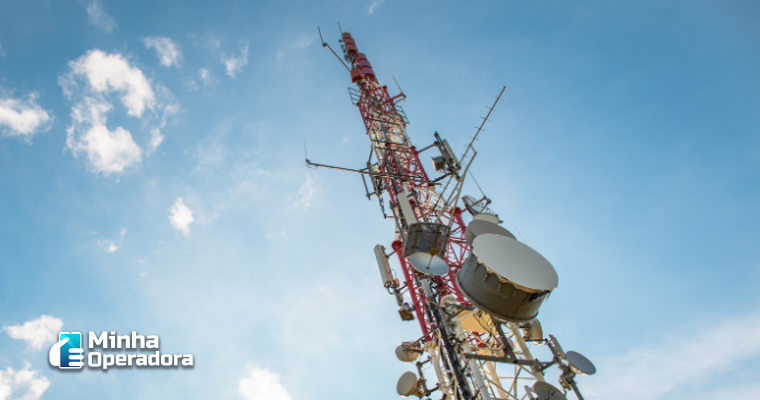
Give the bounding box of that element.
[310,29,596,400]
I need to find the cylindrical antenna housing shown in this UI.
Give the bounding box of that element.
[397,186,418,224]
[374,244,394,287]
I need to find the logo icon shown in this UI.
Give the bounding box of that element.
[49,332,84,369]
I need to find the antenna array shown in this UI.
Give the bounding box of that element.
[313,30,595,400]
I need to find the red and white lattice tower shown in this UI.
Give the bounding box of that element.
[315,31,594,400]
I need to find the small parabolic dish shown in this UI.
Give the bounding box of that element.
[533,381,567,400]
[395,343,419,362]
[463,195,489,214]
[408,252,449,276]
[521,319,543,342]
[566,351,596,375]
[396,371,419,396]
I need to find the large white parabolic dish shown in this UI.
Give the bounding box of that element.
[457,233,559,321]
[471,234,558,291]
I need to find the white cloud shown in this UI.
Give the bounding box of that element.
[97,227,126,253]
[3,315,62,351]
[169,197,194,235]
[183,68,215,91]
[223,43,249,78]
[0,363,49,400]
[147,102,178,154]
[77,121,141,173]
[584,311,760,400]
[85,0,116,32]
[66,50,155,117]
[60,49,173,175]
[149,128,163,151]
[292,174,314,209]
[85,0,115,33]
[143,36,181,67]
[189,35,248,79]
[198,68,213,85]
[368,0,385,14]
[238,366,292,400]
[65,98,142,175]
[98,240,118,253]
[0,95,51,140]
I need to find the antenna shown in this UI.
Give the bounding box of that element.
[469,170,487,199]
[426,86,506,220]
[305,158,441,185]
[312,30,593,400]
[317,26,350,71]
[459,85,507,166]
[392,76,404,98]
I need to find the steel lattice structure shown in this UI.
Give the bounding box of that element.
[313,30,594,400]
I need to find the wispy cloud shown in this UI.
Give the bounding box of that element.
[85,0,116,32]
[147,128,163,152]
[275,35,314,70]
[188,34,249,79]
[238,366,292,400]
[584,310,760,400]
[265,227,288,240]
[189,33,221,51]
[188,126,279,224]
[147,102,178,154]
[198,68,213,85]
[291,174,315,209]
[169,197,194,236]
[3,315,62,350]
[0,41,5,58]
[368,0,385,14]
[96,227,126,253]
[703,382,760,400]
[0,363,49,400]
[0,94,52,140]
[185,68,216,91]
[270,273,398,390]
[60,49,174,174]
[143,36,181,67]
[223,42,249,78]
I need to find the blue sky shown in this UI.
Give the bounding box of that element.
[1,0,759,399]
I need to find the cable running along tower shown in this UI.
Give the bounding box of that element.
[312,30,595,400]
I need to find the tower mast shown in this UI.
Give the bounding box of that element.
[316,31,595,400]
